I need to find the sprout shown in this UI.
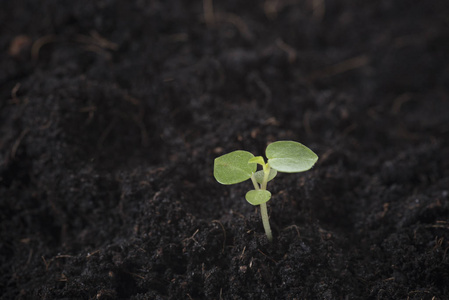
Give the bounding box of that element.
[213,141,318,241]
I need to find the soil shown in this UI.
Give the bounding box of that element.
[1,0,449,299]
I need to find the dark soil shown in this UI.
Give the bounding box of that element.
[1,1,449,299]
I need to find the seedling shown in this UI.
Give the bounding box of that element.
[213,141,318,241]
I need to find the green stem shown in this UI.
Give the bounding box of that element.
[250,173,260,190]
[260,164,273,242]
[260,202,272,241]
[261,164,270,190]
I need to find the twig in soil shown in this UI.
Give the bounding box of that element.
[83,31,118,50]
[318,149,334,164]
[41,256,49,271]
[79,105,97,125]
[123,270,145,280]
[383,277,395,282]
[31,35,57,61]
[25,249,33,267]
[203,0,215,27]
[429,221,449,229]
[303,110,312,136]
[265,0,325,21]
[182,229,201,246]
[212,220,226,253]
[204,0,254,40]
[9,83,21,104]
[407,290,431,298]
[54,254,74,259]
[215,12,254,41]
[231,210,246,220]
[308,54,370,80]
[97,119,118,149]
[391,93,412,114]
[8,35,31,57]
[394,126,422,141]
[239,246,246,260]
[39,111,57,130]
[164,33,189,42]
[318,227,333,241]
[11,128,30,159]
[41,254,73,271]
[264,0,278,20]
[257,249,277,264]
[248,72,272,104]
[86,249,100,258]
[311,0,325,21]
[74,31,118,51]
[209,58,226,87]
[282,224,300,238]
[342,123,357,136]
[96,289,116,299]
[379,203,390,218]
[81,45,113,60]
[263,117,280,126]
[433,236,444,251]
[58,273,68,282]
[264,0,300,20]
[130,105,150,147]
[276,38,297,63]
[75,31,118,60]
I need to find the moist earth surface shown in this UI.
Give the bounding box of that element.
[1,1,449,299]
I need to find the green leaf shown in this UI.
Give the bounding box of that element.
[266,141,318,173]
[254,169,277,184]
[248,156,265,166]
[245,190,272,205]
[214,151,256,185]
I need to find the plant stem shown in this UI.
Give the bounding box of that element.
[260,164,273,242]
[250,173,260,190]
[260,202,272,241]
[261,165,270,190]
